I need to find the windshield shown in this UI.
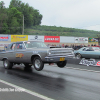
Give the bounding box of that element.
[24,41,47,48]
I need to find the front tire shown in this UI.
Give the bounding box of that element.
[33,57,44,71]
[3,59,13,69]
[57,61,67,68]
[75,53,82,59]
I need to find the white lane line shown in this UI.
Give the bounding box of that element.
[66,67,100,73]
[0,79,54,100]
[46,64,100,73]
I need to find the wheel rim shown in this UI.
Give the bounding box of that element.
[35,59,41,69]
[76,54,81,59]
[4,60,8,68]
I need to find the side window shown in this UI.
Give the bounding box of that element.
[11,44,16,50]
[83,48,90,51]
[83,48,86,51]
[6,44,12,50]
[15,43,25,50]
[85,47,92,51]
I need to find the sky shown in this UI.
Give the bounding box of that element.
[2,0,100,31]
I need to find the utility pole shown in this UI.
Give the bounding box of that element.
[97,34,100,45]
[22,15,24,35]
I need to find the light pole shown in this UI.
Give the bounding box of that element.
[97,34,100,45]
[22,15,24,35]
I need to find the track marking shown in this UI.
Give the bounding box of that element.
[46,64,100,73]
[66,67,100,73]
[0,79,54,100]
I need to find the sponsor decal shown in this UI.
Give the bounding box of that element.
[88,38,98,42]
[11,35,28,42]
[0,35,9,41]
[96,61,100,66]
[28,35,44,42]
[79,58,96,66]
[75,37,88,43]
[44,36,60,43]
[0,36,8,39]
[16,53,24,58]
[34,35,38,39]
[33,51,38,54]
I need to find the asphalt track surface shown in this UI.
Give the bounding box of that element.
[0,59,100,100]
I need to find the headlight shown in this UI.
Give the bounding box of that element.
[49,51,51,55]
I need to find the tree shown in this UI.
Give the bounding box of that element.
[10,17,19,34]
[0,0,43,34]
[9,0,43,27]
[7,7,23,34]
[0,1,9,34]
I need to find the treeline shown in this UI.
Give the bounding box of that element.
[0,0,42,34]
[24,25,100,37]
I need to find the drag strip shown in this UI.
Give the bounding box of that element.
[0,61,100,100]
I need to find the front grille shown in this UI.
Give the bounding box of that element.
[50,48,73,55]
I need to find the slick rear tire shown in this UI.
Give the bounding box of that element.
[57,61,67,68]
[3,59,13,69]
[33,57,44,71]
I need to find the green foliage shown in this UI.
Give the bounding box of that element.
[0,1,8,34]
[0,0,100,37]
[24,25,100,37]
[1,22,10,34]
[0,0,42,34]
[9,0,42,27]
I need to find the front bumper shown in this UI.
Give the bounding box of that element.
[45,55,75,63]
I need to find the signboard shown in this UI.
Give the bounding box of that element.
[60,36,74,43]
[11,35,28,42]
[44,36,60,43]
[88,37,98,42]
[75,37,88,43]
[28,35,44,42]
[0,35,11,41]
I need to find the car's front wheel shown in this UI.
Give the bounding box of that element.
[57,61,67,68]
[3,59,13,69]
[75,53,82,59]
[33,56,44,71]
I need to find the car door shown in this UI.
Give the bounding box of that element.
[83,47,94,58]
[80,47,92,58]
[14,42,28,63]
[90,47,100,59]
[5,43,16,62]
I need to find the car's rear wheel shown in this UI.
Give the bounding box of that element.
[57,61,67,68]
[76,53,82,59]
[3,59,13,69]
[33,56,44,71]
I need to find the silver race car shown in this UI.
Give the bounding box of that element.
[0,41,75,71]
